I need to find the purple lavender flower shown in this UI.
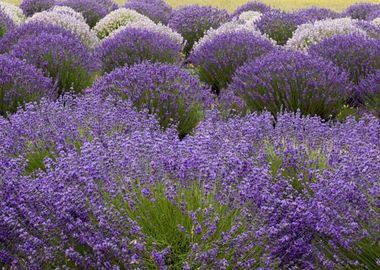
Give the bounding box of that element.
[229,50,353,119]
[0,54,53,116]
[10,32,99,94]
[309,34,380,85]
[90,62,213,137]
[357,71,380,117]
[231,1,274,18]
[256,11,304,45]
[344,2,380,20]
[95,27,182,73]
[20,0,55,17]
[292,7,340,23]
[355,20,380,39]
[56,0,110,28]
[190,31,275,93]
[0,21,77,53]
[0,10,14,38]
[124,0,173,25]
[168,5,229,56]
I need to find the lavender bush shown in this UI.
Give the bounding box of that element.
[231,1,273,18]
[90,62,213,137]
[309,34,380,85]
[190,31,275,92]
[292,7,340,23]
[0,2,26,25]
[256,11,303,45]
[0,102,379,268]
[355,20,380,39]
[168,5,229,56]
[0,9,14,38]
[344,2,380,20]
[357,71,380,117]
[229,51,353,119]
[0,54,53,116]
[96,27,182,73]
[124,0,172,25]
[10,32,99,94]
[20,0,55,17]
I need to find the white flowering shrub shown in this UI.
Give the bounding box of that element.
[193,20,274,53]
[93,8,153,39]
[286,17,367,51]
[26,9,99,48]
[50,6,86,23]
[0,2,25,25]
[107,20,184,47]
[237,10,262,24]
[373,17,380,26]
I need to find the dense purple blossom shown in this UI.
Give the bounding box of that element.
[292,7,340,23]
[0,100,378,268]
[190,31,275,92]
[90,62,213,137]
[124,0,173,24]
[357,71,380,117]
[168,5,229,55]
[10,32,99,94]
[309,34,380,85]
[0,10,14,39]
[256,11,304,45]
[344,2,380,20]
[231,1,274,18]
[355,20,380,39]
[0,21,77,54]
[0,54,53,116]
[56,0,110,28]
[96,27,182,73]
[229,51,353,119]
[20,0,55,16]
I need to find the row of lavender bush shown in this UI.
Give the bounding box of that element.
[0,0,380,269]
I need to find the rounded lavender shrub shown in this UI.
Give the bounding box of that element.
[309,34,380,85]
[124,0,172,25]
[91,62,213,137]
[344,2,380,20]
[96,27,182,73]
[190,31,275,92]
[0,54,53,116]
[168,5,229,56]
[0,21,76,53]
[0,10,14,39]
[20,0,55,16]
[231,1,273,18]
[56,0,110,28]
[10,32,99,94]
[292,7,340,23]
[256,11,303,45]
[229,51,353,119]
[357,71,380,117]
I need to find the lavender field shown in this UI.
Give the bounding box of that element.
[0,0,380,269]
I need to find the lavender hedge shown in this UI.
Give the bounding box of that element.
[20,0,55,17]
[124,0,172,25]
[0,10,14,39]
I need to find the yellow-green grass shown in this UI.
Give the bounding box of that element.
[3,0,380,12]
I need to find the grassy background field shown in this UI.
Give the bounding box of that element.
[2,0,380,12]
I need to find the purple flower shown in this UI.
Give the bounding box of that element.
[0,54,53,116]
[292,7,340,23]
[95,27,182,73]
[20,0,55,17]
[0,10,14,38]
[0,21,77,54]
[256,11,304,45]
[56,0,110,27]
[190,31,275,92]
[355,20,380,39]
[356,71,380,117]
[309,34,380,85]
[124,0,173,25]
[168,5,229,55]
[229,50,353,119]
[344,2,380,20]
[231,1,274,18]
[10,32,99,94]
[90,62,213,137]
